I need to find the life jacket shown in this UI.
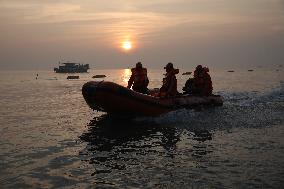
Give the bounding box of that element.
[160,69,179,97]
[193,67,212,96]
[130,68,148,88]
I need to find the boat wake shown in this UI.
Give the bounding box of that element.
[135,81,284,130]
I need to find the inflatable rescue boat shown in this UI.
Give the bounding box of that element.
[82,81,223,117]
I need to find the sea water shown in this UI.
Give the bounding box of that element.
[0,66,283,188]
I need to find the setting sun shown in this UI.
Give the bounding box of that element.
[122,41,132,51]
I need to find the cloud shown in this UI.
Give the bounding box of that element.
[0,0,284,69]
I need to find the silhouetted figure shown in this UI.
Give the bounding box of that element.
[183,78,194,95]
[160,62,179,97]
[127,62,149,94]
[183,65,212,96]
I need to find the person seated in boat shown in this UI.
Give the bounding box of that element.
[182,77,194,95]
[127,62,149,94]
[183,65,212,96]
[159,62,179,97]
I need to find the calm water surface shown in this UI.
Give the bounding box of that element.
[0,67,283,188]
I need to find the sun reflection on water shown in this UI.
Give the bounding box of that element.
[122,68,131,86]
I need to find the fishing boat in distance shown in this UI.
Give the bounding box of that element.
[67,75,79,79]
[82,81,223,117]
[54,62,90,73]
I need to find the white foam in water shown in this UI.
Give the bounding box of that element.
[134,82,284,130]
[252,81,284,104]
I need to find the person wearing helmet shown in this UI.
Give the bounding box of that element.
[159,62,179,97]
[192,65,213,96]
[127,62,149,94]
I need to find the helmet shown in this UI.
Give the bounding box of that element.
[136,62,142,69]
[164,62,174,70]
[196,65,203,70]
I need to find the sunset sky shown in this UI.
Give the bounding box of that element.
[0,0,284,70]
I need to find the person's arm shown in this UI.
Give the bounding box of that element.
[143,68,149,86]
[127,74,134,88]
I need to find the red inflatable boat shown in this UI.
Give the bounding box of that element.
[82,81,223,117]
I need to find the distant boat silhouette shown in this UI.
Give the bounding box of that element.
[92,75,106,78]
[182,72,192,75]
[248,69,254,72]
[227,70,235,72]
[67,76,79,79]
[54,62,89,73]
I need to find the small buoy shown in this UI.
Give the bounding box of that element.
[92,75,106,78]
[67,76,79,79]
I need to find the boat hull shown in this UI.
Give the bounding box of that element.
[82,81,223,117]
[54,68,89,73]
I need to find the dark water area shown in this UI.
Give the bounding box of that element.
[0,67,283,188]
